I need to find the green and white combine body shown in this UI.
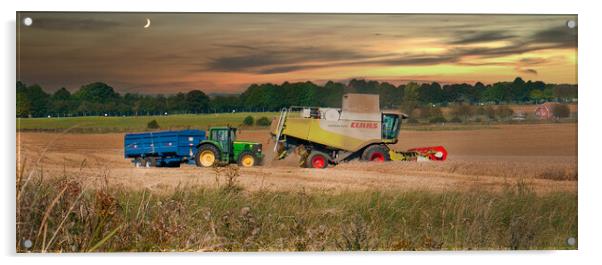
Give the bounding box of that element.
[271,93,447,168]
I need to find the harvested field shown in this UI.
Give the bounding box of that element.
[16,123,577,195]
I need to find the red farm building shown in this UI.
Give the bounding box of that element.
[534,102,558,120]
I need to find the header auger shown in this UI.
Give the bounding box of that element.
[270,93,447,168]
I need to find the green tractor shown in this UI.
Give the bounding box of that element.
[195,126,263,167]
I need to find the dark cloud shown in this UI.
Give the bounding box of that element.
[207,45,390,73]
[32,17,121,31]
[531,25,577,47]
[520,57,547,65]
[517,68,538,75]
[450,31,516,45]
[209,24,578,75]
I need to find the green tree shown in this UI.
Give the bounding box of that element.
[74,82,119,103]
[20,84,50,117]
[418,82,443,104]
[401,82,419,114]
[529,89,544,103]
[186,90,210,113]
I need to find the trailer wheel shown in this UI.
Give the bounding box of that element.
[306,151,329,169]
[143,157,158,167]
[196,144,219,167]
[134,157,143,168]
[362,145,390,162]
[238,151,257,167]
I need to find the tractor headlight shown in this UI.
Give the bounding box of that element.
[254,144,262,153]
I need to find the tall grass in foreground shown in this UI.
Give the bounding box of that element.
[16,166,577,252]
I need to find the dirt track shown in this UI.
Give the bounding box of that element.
[16,123,577,194]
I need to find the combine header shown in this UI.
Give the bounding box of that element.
[271,93,447,168]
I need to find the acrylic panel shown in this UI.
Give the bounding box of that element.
[16,12,577,252]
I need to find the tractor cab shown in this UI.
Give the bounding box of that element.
[209,127,237,155]
[195,126,263,168]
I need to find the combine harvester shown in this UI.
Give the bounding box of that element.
[271,93,447,168]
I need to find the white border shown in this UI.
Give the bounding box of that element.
[2,0,600,265]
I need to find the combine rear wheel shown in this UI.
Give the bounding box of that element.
[306,151,330,169]
[362,145,390,162]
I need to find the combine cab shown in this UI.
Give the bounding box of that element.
[271,93,447,168]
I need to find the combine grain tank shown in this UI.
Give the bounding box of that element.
[271,93,447,168]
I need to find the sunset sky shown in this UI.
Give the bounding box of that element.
[17,13,577,94]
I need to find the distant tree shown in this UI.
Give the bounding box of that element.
[529,89,544,103]
[552,104,571,118]
[185,90,210,113]
[243,115,254,126]
[401,82,420,113]
[483,82,511,103]
[319,81,346,107]
[543,86,555,101]
[418,82,443,104]
[511,77,529,101]
[52,87,71,100]
[74,82,119,104]
[554,85,578,101]
[19,84,50,117]
[16,89,31,117]
[167,92,187,113]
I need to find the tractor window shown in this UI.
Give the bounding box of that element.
[211,129,228,142]
[211,129,230,151]
[382,114,400,140]
[230,129,237,141]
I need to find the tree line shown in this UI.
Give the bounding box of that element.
[16,77,577,118]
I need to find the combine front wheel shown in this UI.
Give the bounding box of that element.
[306,151,330,169]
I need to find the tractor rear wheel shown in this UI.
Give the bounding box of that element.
[305,150,330,169]
[361,145,390,162]
[196,144,220,167]
[238,151,258,167]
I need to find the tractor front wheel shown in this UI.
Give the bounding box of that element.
[305,151,330,169]
[196,145,220,167]
[238,151,258,167]
[361,145,391,162]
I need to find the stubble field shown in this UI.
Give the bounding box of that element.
[16,122,578,251]
[17,123,577,194]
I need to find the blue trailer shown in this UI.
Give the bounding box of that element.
[124,129,206,167]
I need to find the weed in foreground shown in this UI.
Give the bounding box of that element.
[16,169,577,252]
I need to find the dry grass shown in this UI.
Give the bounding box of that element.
[16,163,577,252]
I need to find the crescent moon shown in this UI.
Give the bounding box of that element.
[144,18,151,28]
